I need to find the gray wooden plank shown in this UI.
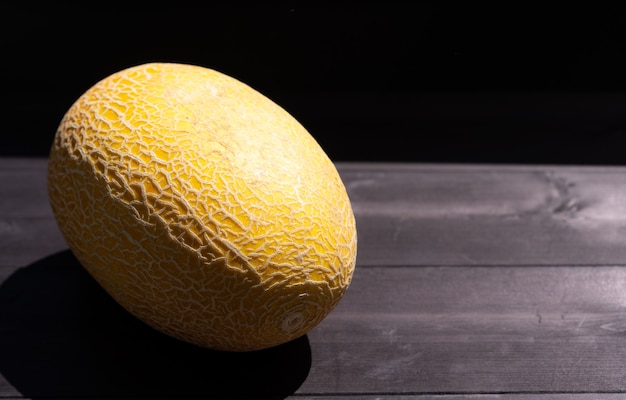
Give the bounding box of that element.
[0,158,51,219]
[299,265,626,394]
[293,396,626,400]
[340,163,626,266]
[0,159,63,269]
[0,218,67,269]
[2,394,626,400]
[0,157,49,170]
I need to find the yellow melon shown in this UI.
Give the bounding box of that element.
[47,62,357,351]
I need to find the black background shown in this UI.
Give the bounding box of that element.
[4,3,626,164]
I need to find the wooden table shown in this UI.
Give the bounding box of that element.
[3,157,626,399]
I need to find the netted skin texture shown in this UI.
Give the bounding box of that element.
[48,63,357,351]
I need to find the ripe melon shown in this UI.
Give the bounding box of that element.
[47,62,357,351]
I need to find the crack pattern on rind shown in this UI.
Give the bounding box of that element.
[47,63,357,351]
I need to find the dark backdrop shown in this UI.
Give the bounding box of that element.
[4,3,626,164]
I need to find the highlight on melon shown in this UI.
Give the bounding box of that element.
[47,62,357,351]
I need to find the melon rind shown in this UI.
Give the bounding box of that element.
[47,63,357,351]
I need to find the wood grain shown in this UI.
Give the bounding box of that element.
[304,266,626,394]
[3,158,626,399]
[341,163,626,266]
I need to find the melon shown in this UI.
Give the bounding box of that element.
[47,62,357,351]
